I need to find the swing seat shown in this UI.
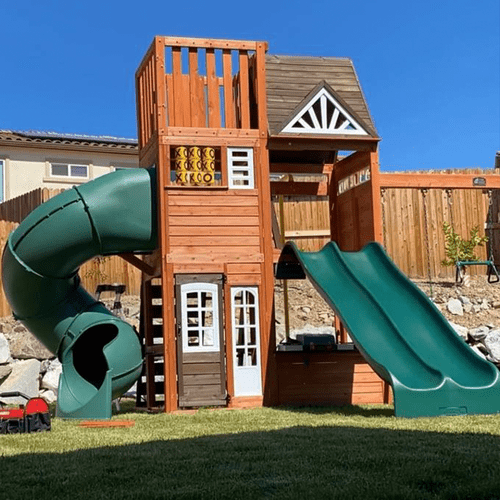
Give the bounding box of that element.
[455,260,500,284]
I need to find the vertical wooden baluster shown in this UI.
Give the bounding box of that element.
[222,49,235,129]
[206,48,220,128]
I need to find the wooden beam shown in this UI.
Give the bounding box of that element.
[269,136,379,152]
[162,127,259,138]
[161,36,264,51]
[270,180,328,196]
[285,229,330,238]
[380,173,500,189]
[119,253,156,276]
[270,163,325,174]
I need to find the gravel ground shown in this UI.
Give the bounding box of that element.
[273,275,500,342]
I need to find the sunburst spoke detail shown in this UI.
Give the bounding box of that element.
[282,86,368,136]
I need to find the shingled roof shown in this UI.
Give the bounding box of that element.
[265,55,378,138]
[0,130,138,153]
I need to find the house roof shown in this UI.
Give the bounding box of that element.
[265,54,378,138]
[0,130,139,154]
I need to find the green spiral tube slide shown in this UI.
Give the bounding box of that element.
[2,168,157,419]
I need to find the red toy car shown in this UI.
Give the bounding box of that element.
[0,392,51,434]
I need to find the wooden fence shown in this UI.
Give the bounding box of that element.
[381,187,498,279]
[273,172,500,279]
[272,195,331,252]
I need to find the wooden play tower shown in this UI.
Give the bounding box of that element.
[133,36,385,412]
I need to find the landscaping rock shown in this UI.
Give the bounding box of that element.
[0,333,11,364]
[447,298,464,316]
[449,322,468,340]
[483,329,500,363]
[40,389,57,404]
[41,358,62,392]
[469,326,489,342]
[469,345,488,360]
[0,364,12,382]
[0,359,41,404]
[8,329,53,360]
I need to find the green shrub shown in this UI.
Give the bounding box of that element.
[441,222,488,266]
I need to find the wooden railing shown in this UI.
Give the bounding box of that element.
[136,36,268,147]
[136,43,160,150]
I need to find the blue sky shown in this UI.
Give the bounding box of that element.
[1,0,498,171]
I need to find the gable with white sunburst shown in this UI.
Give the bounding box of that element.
[281,87,368,136]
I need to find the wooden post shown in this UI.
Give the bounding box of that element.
[278,195,290,341]
[370,150,383,243]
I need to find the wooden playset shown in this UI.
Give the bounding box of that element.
[3,35,500,418]
[130,36,387,412]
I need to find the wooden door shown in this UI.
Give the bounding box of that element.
[175,275,227,408]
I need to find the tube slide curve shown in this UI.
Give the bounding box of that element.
[2,168,157,418]
[277,241,500,417]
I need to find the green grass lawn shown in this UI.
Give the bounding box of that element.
[2,403,500,499]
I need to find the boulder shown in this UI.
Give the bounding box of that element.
[0,364,12,383]
[41,359,62,392]
[0,333,11,364]
[0,359,41,404]
[469,345,488,360]
[469,326,489,342]
[40,389,57,404]
[8,329,53,360]
[447,298,464,316]
[459,296,473,313]
[483,329,500,363]
[448,322,468,340]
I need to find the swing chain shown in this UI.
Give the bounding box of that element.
[421,189,433,298]
[445,188,455,232]
[487,189,494,261]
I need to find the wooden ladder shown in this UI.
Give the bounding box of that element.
[136,279,165,410]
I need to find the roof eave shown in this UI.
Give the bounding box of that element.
[268,134,380,152]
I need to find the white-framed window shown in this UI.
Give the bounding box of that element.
[50,162,89,179]
[227,147,254,189]
[231,287,260,368]
[0,159,4,203]
[180,282,220,353]
[231,286,262,396]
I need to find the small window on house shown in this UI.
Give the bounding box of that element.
[50,163,89,179]
[228,148,254,189]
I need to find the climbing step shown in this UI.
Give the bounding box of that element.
[136,279,165,409]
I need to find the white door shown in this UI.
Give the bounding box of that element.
[231,287,262,396]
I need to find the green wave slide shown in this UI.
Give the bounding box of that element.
[2,168,157,419]
[277,241,500,418]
